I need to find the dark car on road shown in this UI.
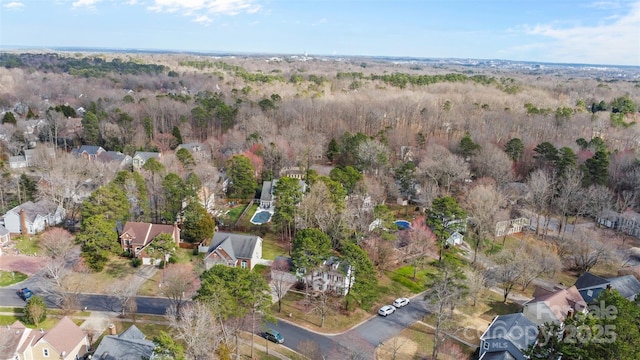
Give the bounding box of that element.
[263,329,284,344]
[17,287,33,301]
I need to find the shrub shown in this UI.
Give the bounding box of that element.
[168,256,177,264]
[131,258,142,267]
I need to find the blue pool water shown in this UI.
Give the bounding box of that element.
[251,210,272,224]
[395,220,411,230]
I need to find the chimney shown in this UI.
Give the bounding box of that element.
[108,323,116,335]
[20,209,28,235]
[567,309,575,318]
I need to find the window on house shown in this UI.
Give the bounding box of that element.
[43,348,49,357]
[241,260,248,269]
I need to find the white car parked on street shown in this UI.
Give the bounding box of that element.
[393,297,410,308]
[378,305,396,316]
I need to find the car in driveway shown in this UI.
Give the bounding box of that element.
[378,305,396,317]
[263,329,284,344]
[393,297,410,308]
[17,287,33,301]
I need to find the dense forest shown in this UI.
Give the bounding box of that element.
[2,51,640,359]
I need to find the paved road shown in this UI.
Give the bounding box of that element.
[1,274,433,360]
[270,296,432,359]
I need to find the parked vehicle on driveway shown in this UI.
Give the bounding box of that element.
[393,297,410,308]
[17,287,33,301]
[263,329,284,344]
[378,305,396,317]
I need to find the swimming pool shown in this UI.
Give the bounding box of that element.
[251,210,273,225]
[395,220,411,230]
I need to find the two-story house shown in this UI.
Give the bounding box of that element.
[132,151,161,170]
[297,256,355,296]
[522,285,588,327]
[119,222,180,265]
[0,317,88,360]
[4,200,66,235]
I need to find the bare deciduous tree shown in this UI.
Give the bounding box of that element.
[163,265,197,318]
[526,169,554,237]
[167,301,222,360]
[516,240,561,290]
[111,279,139,316]
[270,257,296,313]
[490,250,522,303]
[465,183,506,263]
[471,142,515,185]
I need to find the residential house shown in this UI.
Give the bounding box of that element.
[522,285,588,326]
[4,200,66,235]
[92,324,157,360]
[176,142,209,161]
[575,272,640,303]
[597,209,640,238]
[297,256,355,296]
[259,180,274,209]
[97,151,133,167]
[8,316,88,360]
[31,316,87,360]
[279,166,305,180]
[202,231,263,270]
[479,313,539,360]
[0,225,9,256]
[259,178,307,209]
[71,145,105,160]
[9,149,36,169]
[132,151,161,170]
[0,321,30,360]
[119,222,180,265]
[445,230,464,246]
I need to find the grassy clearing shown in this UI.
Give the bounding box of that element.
[261,237,288,260]
[385,265,437,293]
[65,256,136,293]
[0,270,28,286]
[222,203,249,225]
[13,235,41,256]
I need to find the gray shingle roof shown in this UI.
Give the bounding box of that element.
[207,232,259,260]
[576,272,640,302]
[260,181,273,202]
[481,313,539,352]
[9,200,59,223]
[575,272,609,289]
[92,325,156,360]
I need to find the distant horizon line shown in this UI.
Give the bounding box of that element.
[1,44,638,69]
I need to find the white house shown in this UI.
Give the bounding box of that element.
[298,256,355,296]
[132,151,161,170]
[202,231,263,270]
[4,200,66,235]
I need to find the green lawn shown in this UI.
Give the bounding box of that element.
[13,235,41,256]
[261,237,288,260]
[0,270,28,286]
[385,264,437,293]
[222,203,250,225]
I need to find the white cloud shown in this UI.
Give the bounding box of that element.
[148,0,261,19]
[3,1,25,8]
[524,1,640,65]
[72,0,102,9]
[194,15,213,24]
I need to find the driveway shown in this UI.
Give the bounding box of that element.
[0,254,48,276]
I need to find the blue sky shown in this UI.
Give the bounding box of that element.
[1,0,638,66]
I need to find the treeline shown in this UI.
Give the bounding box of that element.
[0,53,166,77]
